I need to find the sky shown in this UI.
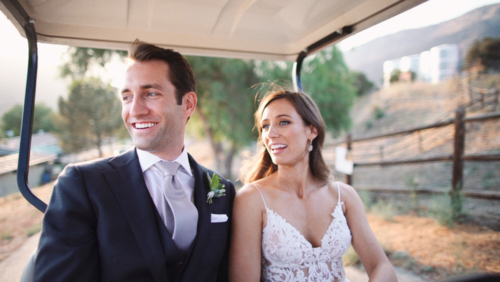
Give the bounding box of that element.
[338,0,500,51]
[1,0,499,115]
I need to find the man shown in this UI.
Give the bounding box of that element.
[34,41,235,281]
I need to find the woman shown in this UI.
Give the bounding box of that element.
[229,90,396,281]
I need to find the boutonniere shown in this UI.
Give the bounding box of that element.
[206,173,226,204]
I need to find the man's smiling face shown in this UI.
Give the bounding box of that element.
[121,59,186,156]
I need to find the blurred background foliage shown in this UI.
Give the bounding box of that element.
[1,45,368,179]
[1,103,55,137]
[56,78,123,157]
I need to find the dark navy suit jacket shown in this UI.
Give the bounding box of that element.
[34,148,235,282]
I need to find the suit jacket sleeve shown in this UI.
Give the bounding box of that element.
[35,164,100,282]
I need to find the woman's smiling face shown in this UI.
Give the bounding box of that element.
[260,98,317,166]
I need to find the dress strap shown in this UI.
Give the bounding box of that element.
[253,184,268,209]
[336,181,341,203]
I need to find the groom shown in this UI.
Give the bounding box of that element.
[34,41,235,281]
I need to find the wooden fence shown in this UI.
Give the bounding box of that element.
[466,84,499,112]
[329,109,500,212]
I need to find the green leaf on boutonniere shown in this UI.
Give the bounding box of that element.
[207,173,226,204]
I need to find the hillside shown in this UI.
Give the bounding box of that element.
[324,75,500,231]
[343,3,500,87]
[339,75,499,182]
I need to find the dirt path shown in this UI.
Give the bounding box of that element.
[0,184,52,263]
[369,214,500,280]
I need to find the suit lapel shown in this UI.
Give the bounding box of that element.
[103,149,182,280]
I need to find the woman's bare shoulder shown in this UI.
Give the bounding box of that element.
[245,176,275,191]
[325,181,362,211]
[327,180,358,197]
[235,182,266,208]
[236,183,259,197]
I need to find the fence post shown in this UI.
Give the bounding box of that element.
[346,134,352,185]
[494,88,499,111]
[451,107,465,220]
[467,78,473,106]
[418,131,423,152]
[479,90,484,109]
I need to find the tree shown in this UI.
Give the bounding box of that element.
[60,47,127,79]
[464,37,500,71]
[255,47,356,136]
[57,47,128,156]
[301,46,357,135]
[187,56,260,179]
[2,104,23,137]
[1,103,56,136]
[390,69,402,83]
[350,71,375,96]
[254,60,294,85]
[56,78,122,157]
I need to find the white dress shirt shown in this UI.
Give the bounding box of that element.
[136,147,196,228]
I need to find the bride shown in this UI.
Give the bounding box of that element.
[229,90,396,281]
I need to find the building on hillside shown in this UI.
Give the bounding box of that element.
[419,50,432,82]
[0,131,61,156]
[400,54,420,82]
[0,152,59,197]
[428,44,460,84]
[0,132,62,197]
[383,58,401,88]
[383,44,460,87]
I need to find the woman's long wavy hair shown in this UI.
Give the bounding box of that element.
[243,90,331,184]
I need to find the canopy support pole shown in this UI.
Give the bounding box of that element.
[2,0,47,212]
[292,51,307,92]
[18,20,47,212]
[292,25,353,92]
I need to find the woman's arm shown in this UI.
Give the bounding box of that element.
[340,183,397,282]
[229,185,265,282]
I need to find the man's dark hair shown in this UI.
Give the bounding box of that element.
[128,40,196,105]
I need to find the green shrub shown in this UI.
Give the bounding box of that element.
[358,189,374,210]
[371,199,396,221]
[405,175,420,214]
[27,224,42,237]
[482,171,498,189]
[374,106,385,120]
[365,120,373,129]
[421,265,435,273]
[425,195,456,227]
[1,229,14,241]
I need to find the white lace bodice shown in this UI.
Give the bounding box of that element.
[255,182,352,282]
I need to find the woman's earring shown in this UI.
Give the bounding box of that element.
[308,140,313,152]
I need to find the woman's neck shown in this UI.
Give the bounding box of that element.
[274,157,316,199]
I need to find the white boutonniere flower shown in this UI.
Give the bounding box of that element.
[207,173,226,204]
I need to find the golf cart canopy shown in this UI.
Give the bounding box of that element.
[2,0,425,61]
[0,0,426,212]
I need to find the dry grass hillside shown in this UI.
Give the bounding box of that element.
[326,75,500,228]
[349,78,480,138]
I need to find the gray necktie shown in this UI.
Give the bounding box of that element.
[155,161,198,253]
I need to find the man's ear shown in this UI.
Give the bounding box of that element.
[182,91,197,119]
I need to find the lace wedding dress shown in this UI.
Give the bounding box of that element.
[255,182,352,282]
